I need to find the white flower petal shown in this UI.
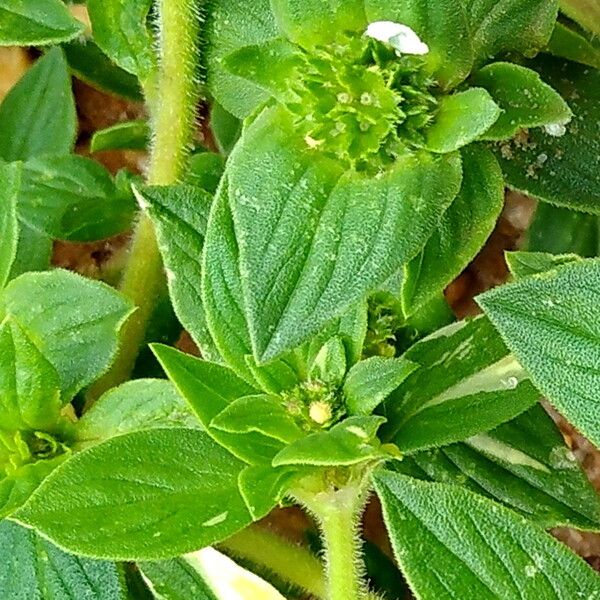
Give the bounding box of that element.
[365,21,429,55]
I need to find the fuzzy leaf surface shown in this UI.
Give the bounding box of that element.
[0,318,62,431]
[75,379,199,445]
[271,0,366,47]
[138,558,217,600]
[0,48,76,161]
[153,345,287,464]
[6,221,52,281]
[547,22,600,69]
[395,404,600,531]
[141,185,217,359]
[463,0,559,63]
[226,106,461,362]
[505,251,580,279]
[0,162,20,288]
[211,394,304,444]
[0,270,133,398]
[272,416,389,467]
[0,0,84,46]
[205,0,279,118]
[0,520,126,600]
[87,0,156,80]
[238,464,298,520]
[494,56,600,213]
[425,88,500,153]
[19,156,136,242]
[473,62,571,141]
[201,174,306,390]
[374,470,600,599]
[403,145,504,314]
[63,39,143,101]
[344,357,417,416]
[479,258,600,448]
[309,336,347,386]
[223,38,304,103]
[0,455,67,520]
[383,317,539,452]
[15,428,252,560]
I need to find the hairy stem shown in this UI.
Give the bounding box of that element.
[219,524,327,598]
[88,0,201,401]
[296,480,371,600]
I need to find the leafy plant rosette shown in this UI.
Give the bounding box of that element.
[2,0,600,599]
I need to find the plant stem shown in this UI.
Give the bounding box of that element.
[296,481,371,600]
[219,524,327,599]
[87,0,201,401]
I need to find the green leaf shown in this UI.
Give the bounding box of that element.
[364,0,473,88]
[87,0,156,81]
[201,172,306,389]
[493,56,600,213]
[506,251,581,278]
[152,345,287,464]
[225,106,461,362]
[344,357,417,416]
[140,185,217,359]
[0,270,134,399]
[0,162,20,288]
[141,549,285,600]
[18,155,136,242]
[138,558,217,600]
[223,38,303,103]
[271,0,366,48]
[403,144,504,314]
[206,0,280,118]
[546,21,600,69]
[478,258,600,448]
[309,336,347,386]
[63,39,143,101]
[425,88,500,153]
[211,103,242,156]
[0,0,84,46]
[75,379,199,445]
[472,62,571,140]
[186,153,226,195]
[383,317,540,452]
[0,455,67,520]
[0,318,63,431]
[374,469,600,599]
[211,394,304,444]
[307,302,368,373]
[526,202,600,257]
[560,0,600,35]
[463,0,559,64]
[90,120,150,152]
[0,48,76,161]
[6,222,52,281]
[272,416,390,467]
[337,301,369,368]
[0,520,126,600]
[396,404,600,530]
[15,428,252,560]
[196,180,255,382]
[238,464,298,520]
